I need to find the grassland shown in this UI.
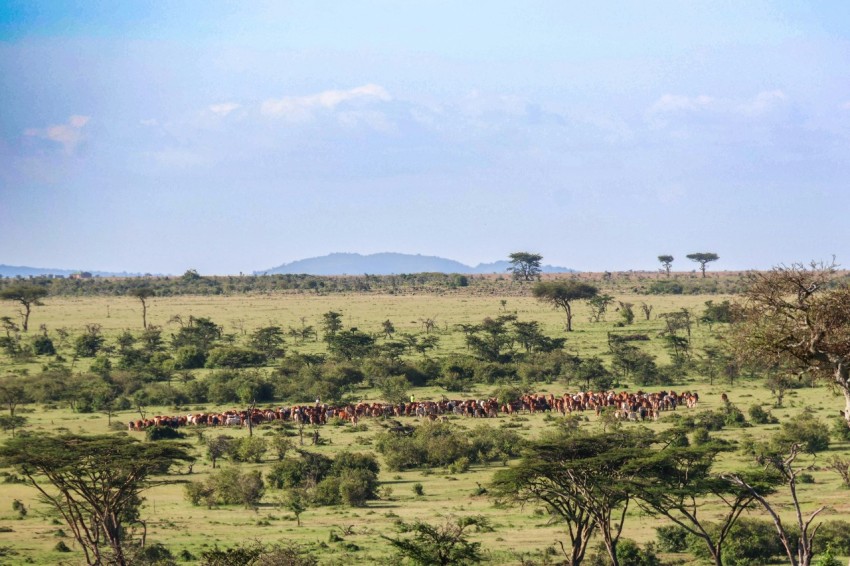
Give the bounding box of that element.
[0,279,848,565]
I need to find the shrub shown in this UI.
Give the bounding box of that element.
[205,346,265,369]
[748,404,779,425]
[54,541,72,553]
[615,540,660,566]
[813,520,850,555]
[173,346,206,370]
[31,335,56,356]
[185,467,265,509]
[831,417,850,442]
[687,518,783,565]
[233,437,267,463]
[145,426,184,442]
[656,524,688,552]
[776,412,830,454]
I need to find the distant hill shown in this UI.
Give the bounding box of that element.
[0,265,145,278]
[257,253,576,276]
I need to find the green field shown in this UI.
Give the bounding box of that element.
[0,281,848,565]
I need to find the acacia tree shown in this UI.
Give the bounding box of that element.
[733,261,850,431]
[632,441,767,566]
[687,252,719,278]
[658,255,674,277]
[128,287,155,329]
[0,433,192,566]
[381,515,491,566]
[723,444,826,566]
[508,252,543,281]
[0,283,49,332]
[532,281,598,332]
[492,430,651,566]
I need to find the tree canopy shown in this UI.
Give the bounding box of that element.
[687,253,719,278]
[733,261,850,431]
[532,280,598,332]
[0,433,192,566]
[508,252,543,281]
[0,283,49,332]
[658,255,674,277]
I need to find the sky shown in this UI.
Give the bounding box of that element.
[1,1,849,275]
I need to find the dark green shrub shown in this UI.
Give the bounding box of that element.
[31,335,56,356]
[54,541,71,553]
[655,524,688,552]
[748,404,779,425]
[233,437,267,463]
[312,476,342,506]
[205,346,265,369]
[687,518,783,565]
[413,482,424,496]
[691,427,711,445]
[146,426,184,442]
[776,412,830,454]
[616,539,660,566]
[130,542,177,566]
[173,346,206,370]
[813,520,850,555]
[831,417,850,442]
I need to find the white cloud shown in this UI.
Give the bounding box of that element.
[261,84,391,121]
[648,94,715,114]
[737,89,787,115]
[649,90,788,117]
[24,115,90,154]
[208,102,241,117]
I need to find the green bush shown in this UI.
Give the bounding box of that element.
[205,346,265,369]
[831,417,850,442]
[748,404,779,425]
[31,335,56,356]
[776,412,830,454]
[375,422,475,471]
[813,520,850,555]
[145,426,184,442]
[233,437,267,463]
[185,467,265,509]
[687,518,783,566]
[655,524,688,552]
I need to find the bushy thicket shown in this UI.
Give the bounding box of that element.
[266,450,380,507]
[185,467,265,509]
[374,422,525,471]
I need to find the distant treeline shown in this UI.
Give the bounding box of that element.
[0,269,780,297]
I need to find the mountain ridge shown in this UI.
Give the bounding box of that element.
[258,252,576,276]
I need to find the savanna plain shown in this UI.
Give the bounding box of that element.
[0,270,848,566]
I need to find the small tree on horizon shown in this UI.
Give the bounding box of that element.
[687,252,719,278]
[508,252,543,281]
[658,255,674,277]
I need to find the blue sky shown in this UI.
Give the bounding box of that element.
[1,1,849,274]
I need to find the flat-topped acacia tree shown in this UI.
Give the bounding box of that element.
[0,433,192,566]
[0,283,48,332]
[687,252,719,278]
[658,255,674,277]
[508,252,543,281]
[533,280,598,332]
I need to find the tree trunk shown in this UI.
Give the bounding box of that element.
[837,364,850,431]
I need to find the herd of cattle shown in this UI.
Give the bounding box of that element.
[127,389,700,431]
